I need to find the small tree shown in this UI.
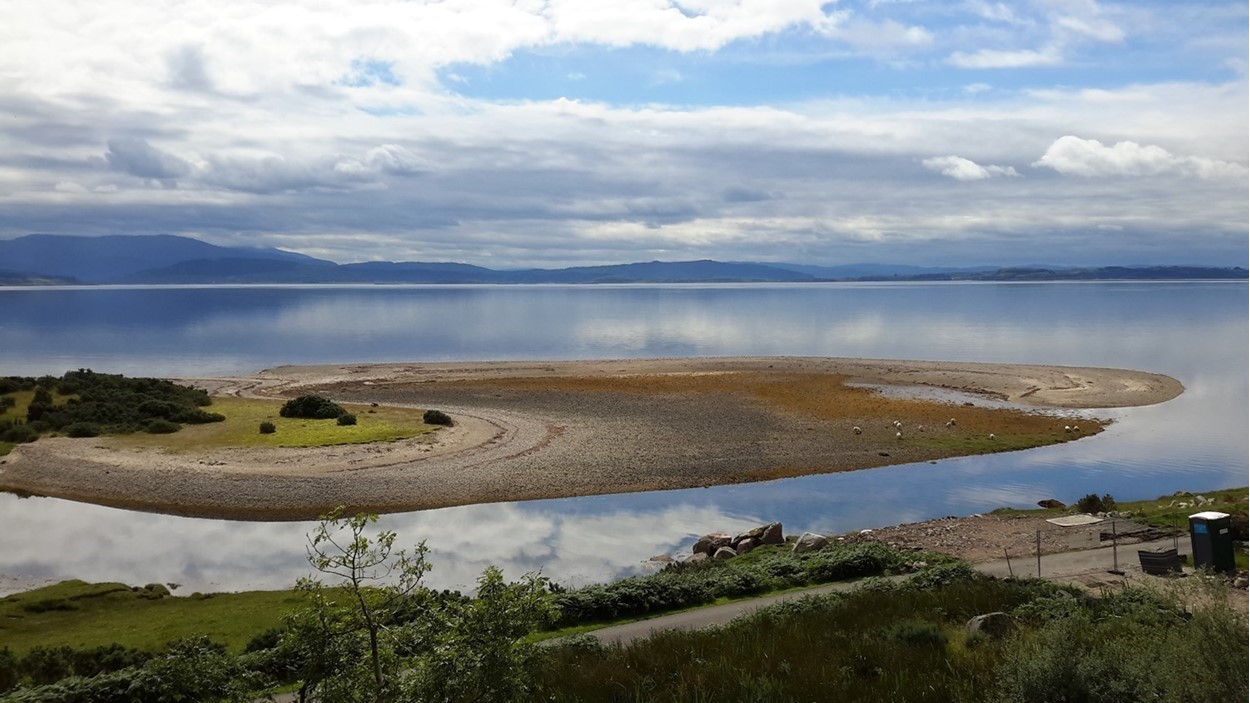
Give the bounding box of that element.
[285,509,555,703]
[292,509,431,702]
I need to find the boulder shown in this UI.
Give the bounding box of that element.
[693,532,732,556]
[732,522,783,548]
[713,547,737,560]
[792,532,829,554]
[966,612,1015,639]
[760,522,784,545]
[688,552,709,563]
[736,538,758,555]
[1037,499,1066,509]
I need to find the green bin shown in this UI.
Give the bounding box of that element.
[1188,511,1235,573]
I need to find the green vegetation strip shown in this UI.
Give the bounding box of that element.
[539,568,1248,703]
[990,487,1248,529]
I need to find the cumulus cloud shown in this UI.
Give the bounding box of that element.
[923,155,1020,181]
[1034,136,1248,179]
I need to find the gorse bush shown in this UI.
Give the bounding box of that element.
[336,414,356,426]
[422,409,453,426]
[144,419,179,434]
[1,370,221,440]
[258,421,276,435]
[63,423,99,438]
[278,395,346,420]
[0,424,37,444]
[1076,493,1117,513]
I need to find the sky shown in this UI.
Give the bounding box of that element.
[1,0,1247,268]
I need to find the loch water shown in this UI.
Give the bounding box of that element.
[0,282,1245,593]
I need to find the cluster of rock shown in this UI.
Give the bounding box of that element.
[686,522,848,562]
[690,522,785,561]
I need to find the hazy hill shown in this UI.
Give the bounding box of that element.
[0,234,329,284]
[1,234,1245,284]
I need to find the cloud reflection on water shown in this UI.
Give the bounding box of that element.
[0,282,1244,593]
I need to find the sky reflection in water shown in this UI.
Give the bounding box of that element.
[0,282,1244,593]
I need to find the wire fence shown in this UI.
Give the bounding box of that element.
[997,518,1185,580]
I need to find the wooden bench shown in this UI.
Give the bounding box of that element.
[1137,548,1182,575]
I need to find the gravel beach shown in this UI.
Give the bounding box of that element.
[0,357,1183,520]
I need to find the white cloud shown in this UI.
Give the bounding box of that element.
[1055,15,1124,43]
[948,46,1062,68]
[923,155,1020,181]
[1034,136,1248,179]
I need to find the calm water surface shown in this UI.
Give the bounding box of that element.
[0,282,1245,593]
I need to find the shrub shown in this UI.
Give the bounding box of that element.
[423,409,453,426]
[170,409,225,424]
[1076,493,1117,513]
[879,619,949,648]
[64,423,100,438]
[259,421,276,434]
[336,413,357,426]
[144,419,180,434]
[279,395,346,420]
[0,395,15,410]
[0,424,38,443]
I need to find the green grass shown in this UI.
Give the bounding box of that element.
[990,487,1248,524]
[110,396,437,450]
[0,580,306,655]
[0,390,76,423]
[0,441,12,457]
[914,432,1070,454]
[537,578,1249,703]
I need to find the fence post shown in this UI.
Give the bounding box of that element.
[1110,520,1121,574]
[1035,530,1042,578]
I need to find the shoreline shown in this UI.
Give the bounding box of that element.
[0,357,1184,521]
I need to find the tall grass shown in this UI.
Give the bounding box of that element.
[538,573,1248,703]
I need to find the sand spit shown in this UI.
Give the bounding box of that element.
[0,357,1183,521]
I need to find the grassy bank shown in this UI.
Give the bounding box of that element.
[110,396,436,451]
[0,581,302,655]
[991,487,1248,528]
[538,570,1248,702]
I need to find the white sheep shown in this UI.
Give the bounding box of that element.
[988,433,997,440]
[893,420,902,429]
[1072,425,1080,432]
[1064,425,1072,433]
[917,425,925,432]
[896,431,903,439]
[945,418,956,427]
[852,426,862,435]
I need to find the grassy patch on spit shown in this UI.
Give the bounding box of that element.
[0,580,304,655]
[110,396,437,451]
[456,371,1104,453]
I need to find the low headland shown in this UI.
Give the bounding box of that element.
[0,357,1183,521]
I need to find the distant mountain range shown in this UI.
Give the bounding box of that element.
[1,234,1245,285]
